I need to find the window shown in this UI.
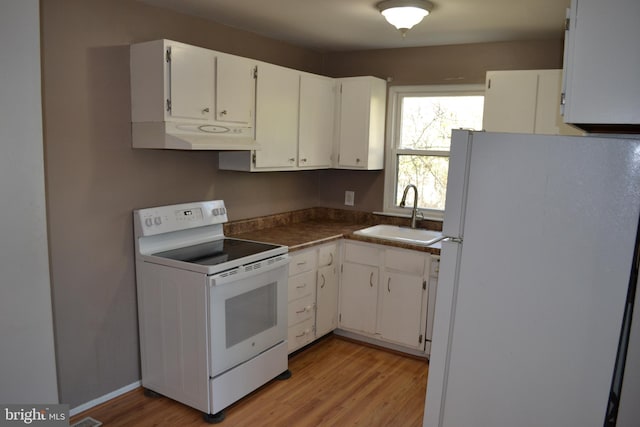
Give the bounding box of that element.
[384,85,484,220]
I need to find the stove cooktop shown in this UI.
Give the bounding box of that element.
[152,238,282,267]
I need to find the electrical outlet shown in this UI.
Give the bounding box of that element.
[344,190,355,206]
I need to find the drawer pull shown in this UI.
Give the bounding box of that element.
[296,283,307,289]
[296,305,313,314]
[295,329,310,338]
[297,261,307,266]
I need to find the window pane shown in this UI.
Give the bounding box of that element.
[396,155,449,211]
[399,96,484,151]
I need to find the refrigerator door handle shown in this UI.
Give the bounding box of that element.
[428,236,462,246]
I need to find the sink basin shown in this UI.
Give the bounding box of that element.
[353,225,443,247]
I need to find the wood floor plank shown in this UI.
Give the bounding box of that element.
[70,335,428,426]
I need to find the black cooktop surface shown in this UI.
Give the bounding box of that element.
[152,238,281,266]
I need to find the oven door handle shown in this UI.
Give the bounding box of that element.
[209,254,290,286]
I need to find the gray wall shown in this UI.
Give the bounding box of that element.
[319,40,564,212]
[41,0,322,408]
[40,0,564,409]
[0,0,58,404]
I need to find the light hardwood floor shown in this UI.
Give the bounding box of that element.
[71,335,429,426]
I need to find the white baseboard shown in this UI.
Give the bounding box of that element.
[70,381,141,416]
[334,329,430,359]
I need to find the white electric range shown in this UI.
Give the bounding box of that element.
[134,200,290,423]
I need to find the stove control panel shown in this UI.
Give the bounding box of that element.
[135,200,228,236]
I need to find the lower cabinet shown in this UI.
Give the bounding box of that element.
[378,270,425,348]
[316,243,339,336]
[339,240,439,355]
[286,238,440,356]
[287,241,339,353]
[340,262,379,334]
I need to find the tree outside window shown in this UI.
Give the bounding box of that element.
[385,86,484,218]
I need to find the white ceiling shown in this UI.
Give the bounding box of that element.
[139,0,571,52]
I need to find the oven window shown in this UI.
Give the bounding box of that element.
[225,281,277,348]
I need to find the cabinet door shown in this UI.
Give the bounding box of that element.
[316,264,339,337]
[168,43,215,121]
[336,77,385,170]
[563,0,640,126]
[482,70,537,133]
[216,53,255,125]
[299,73,335,168]
[337,78,372,168]
[425,257,440,344]
[254,63,299,169]
[339,262,378,334]
[535,70,581,136]
[318,242,337,268]
[378,271,425,349]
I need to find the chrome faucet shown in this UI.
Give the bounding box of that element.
[399,184,419,228]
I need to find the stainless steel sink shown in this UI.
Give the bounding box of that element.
[353,224,443,247]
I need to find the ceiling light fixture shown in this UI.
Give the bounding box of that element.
[376,0,434,37]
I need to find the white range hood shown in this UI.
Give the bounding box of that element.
[132,122,259,151]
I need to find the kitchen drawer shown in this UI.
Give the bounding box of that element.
[288,270,315,302]
[385,248,425,276]
[288,293,315,326]
[288,318,314,353]
[318,243,337,268]
[288,249,317,276]
[343,241,380,266]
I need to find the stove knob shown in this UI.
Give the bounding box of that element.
[144,218,153,227]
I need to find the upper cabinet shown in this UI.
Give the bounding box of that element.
[483,70,581,136]
[219,72,387,172]
[130,40,257,150]
[218,68,339,172]
[298,73,336,169]
[335,77,387,170]
[132,40,386,165]
[562,0,640,132]
[131,40,214,123]
[215,52,256,125]
[165,43,216,122]
[253,63,300,169]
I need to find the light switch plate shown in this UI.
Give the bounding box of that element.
[344,190,355,206]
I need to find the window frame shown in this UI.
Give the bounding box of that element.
[383,84,485,220]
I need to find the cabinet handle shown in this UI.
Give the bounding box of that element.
[320,274,326,289]
[296,305,313,314]
[202,107,210,113]
[387,277,391,293]
[288,158,296,162]
[328,253,334,266]
[297,261,307,266]
[219,109,227,116]
[356,158,361,163]
[369,272,374,287]
[296,329,310,338]
[296,283,307,289]
[300,158,307,162]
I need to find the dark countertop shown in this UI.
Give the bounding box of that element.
[228,217,441,255]
[229,219,363,251]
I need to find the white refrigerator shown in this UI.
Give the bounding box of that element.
[423,130,640,427]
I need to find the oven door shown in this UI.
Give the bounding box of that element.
[208,255,289,377]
